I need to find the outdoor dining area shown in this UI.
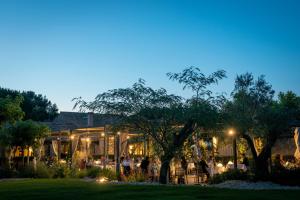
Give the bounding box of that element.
[38,112,300,185]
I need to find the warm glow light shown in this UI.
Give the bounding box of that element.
[228,161,234,165]
[129,145,133,150]
[212,137,217,145]
[117,131,121,135]
[97,177,108,183]
[94,160,101,165]
[101,132,105,137]
[217,163,223,168]
[126,136,130,139]
[86,138,90,142]
[228,129,235,136]
[70,135,75,140]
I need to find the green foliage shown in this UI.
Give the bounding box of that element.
[222,73,300,179]
[126,172,147,182]
[67,167,116,180]
[86,167,117,180]
[0,120,49,148]
[98,168,117,180]
[35,162,52,178]
[17,163,52,178]
[51,163,70,178]
[73,68,226,184]
[209,169,254,184]
[222,73,275,134]
[167,66,226,101]
[237,138,248,155]
[74,169,87,179]
[0,87,59,121]
[0,95,24,126]
[86,167,101,178]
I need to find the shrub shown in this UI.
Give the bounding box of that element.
[18,165,35,178]
[76,169,87,178]
[270,168,300,186]
[68,168,87,178]
[86,167,101,178]
[126,173,146,182]
[98,168,117,181]
[0,167,17,178]
[209,169,253,184]
[50,163,70,178]
[85,167,116,180]
[35,162,52,178]
[17,163,52,178]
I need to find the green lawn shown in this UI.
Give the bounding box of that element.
[0,179,299,200]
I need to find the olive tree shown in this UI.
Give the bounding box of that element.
[74,67,226,184]
[222,73,300,178]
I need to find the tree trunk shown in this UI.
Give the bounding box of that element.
[242,132,278,180]
[254,134,277,179]
[255,157,270,179]
[159,154,173,184]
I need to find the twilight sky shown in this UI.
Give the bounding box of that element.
[0,0,299,111]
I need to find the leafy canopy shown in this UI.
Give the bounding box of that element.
[0,120,49,148]
[0,87,58,121]
[0,96,24,126]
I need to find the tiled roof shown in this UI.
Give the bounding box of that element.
[44,112,120,132]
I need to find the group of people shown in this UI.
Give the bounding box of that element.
[121,156,160,182]
[179,153,250,183]
[119,153,252,183]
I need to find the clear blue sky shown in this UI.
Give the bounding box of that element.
[0,0,299,111]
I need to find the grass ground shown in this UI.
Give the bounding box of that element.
[0,179,300,200]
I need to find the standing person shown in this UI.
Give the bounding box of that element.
[141,156,150,175]
[241,153,249,170]
[199,157,210,181]
[207,156,215,177]
[151,159,159,182]
[122,156,131,177]
[181,156,188,174]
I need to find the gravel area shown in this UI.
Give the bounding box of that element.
[211,180,300,190]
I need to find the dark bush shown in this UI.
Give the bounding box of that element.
[98,168,117,180]
[86,167,101,178]
[86,167,116,180]
[270,168,300,186]
[18,165,35,178]
[209,169,254,184]
[35,162,52,178]
[0,167,17,178]
[51,163,70,178]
